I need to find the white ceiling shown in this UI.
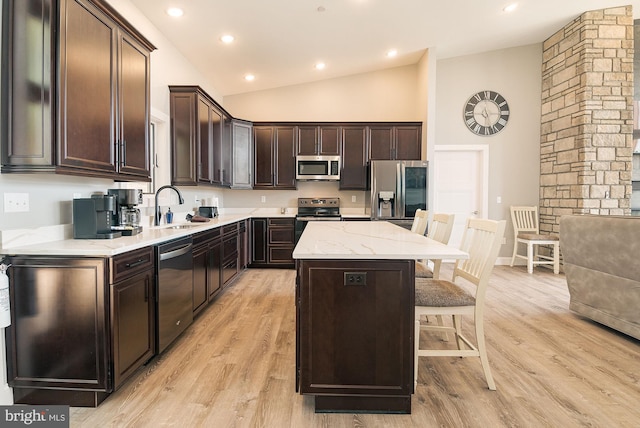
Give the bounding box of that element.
[127,0,640,97]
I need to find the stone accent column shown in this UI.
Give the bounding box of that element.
[540,6,633,235]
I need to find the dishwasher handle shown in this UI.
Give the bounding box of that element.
[159,243,193,261]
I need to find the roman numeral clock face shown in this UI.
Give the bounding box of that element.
[463,90,510,136]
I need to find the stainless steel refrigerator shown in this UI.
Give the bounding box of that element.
[365,160,428,229]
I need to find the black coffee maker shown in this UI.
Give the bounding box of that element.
[108,189,144,236]
[73,194,122,239]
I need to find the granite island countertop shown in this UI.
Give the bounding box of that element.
[292,221,468,260]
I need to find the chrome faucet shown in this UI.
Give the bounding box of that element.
[154,185,185,226]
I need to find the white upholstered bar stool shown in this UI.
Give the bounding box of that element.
[510,206,559,274]
[410,209,429,236]
[415,213,455,279]
[414,218,506,391]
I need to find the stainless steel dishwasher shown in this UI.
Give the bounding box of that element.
[156,236,193,353]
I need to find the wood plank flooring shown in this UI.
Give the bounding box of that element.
[70,265,640,427]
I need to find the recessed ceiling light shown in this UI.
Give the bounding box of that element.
[315,62,326,70]
[220,34,235,44]
[244,74,255,81]
[503,3,518,13]
[386,49,398,58]
[166,7,184,17]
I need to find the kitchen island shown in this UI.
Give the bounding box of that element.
[293,221,467,413]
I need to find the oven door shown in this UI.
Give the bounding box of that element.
[294,218,308,245]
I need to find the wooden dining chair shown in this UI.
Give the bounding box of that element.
[414,218,506,391]
[510,206,559,274]
[416,213,455,279]
[410,209,429,236]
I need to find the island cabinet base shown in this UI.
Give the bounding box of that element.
[296,259,415,414]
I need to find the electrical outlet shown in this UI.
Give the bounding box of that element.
[502,237,507,245]
[497,196,502,204]
[261,195,266,203]
[4,193,30,213]
[344,272,367,286]
[351,195,357,202]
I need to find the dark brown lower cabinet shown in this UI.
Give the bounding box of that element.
[6,247,156,407]
[222,223,239,286]
[296,259,415,413]
[7,256,111,406]
[193,243,209,314]
[110,269,155,389]
[192,228,223,316]
[250,217,295,268]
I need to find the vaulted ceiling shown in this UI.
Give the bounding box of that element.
[127,0,640,96]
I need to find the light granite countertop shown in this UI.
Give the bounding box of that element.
[0,209,296,257]
[292,221,468,260]
[0,208,378,258]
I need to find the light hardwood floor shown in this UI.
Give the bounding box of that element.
[70,265,640,427]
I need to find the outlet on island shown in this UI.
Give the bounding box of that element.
[261,196,266,203]
[344,272,367,286]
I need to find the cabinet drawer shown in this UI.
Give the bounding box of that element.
[222,235,238,261]
[268,218,294,227]
[268,245,294,265]
[222,258,238,285]
[269,227,295,245]
[111,247,154,283]
[193,227,221,246]
[222,223,238,236]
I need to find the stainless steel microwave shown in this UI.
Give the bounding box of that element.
[296,155,341,181]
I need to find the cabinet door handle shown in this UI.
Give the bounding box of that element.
[125,259,146,268]
[144,276,149,302]
[121,139,126,166]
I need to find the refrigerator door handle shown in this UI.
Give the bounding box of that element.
[398,162,405,218]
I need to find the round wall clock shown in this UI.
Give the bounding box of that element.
[463,90,510,136]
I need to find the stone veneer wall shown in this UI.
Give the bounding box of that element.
[540,6,634,235]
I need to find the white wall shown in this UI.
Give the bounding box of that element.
[224,65,421,122]
[435,44,543,254]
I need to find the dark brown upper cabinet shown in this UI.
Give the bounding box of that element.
[369,123,421,161]
[170,86,245,188]
[170,86,222,186]
[340,125,368,190]
[0,0,155,181]
[297,125,341,156]
[230,120,254,189]
[253,125,296,189]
